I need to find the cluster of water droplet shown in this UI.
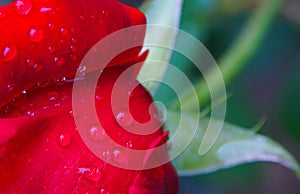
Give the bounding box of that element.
[0,0,80,72]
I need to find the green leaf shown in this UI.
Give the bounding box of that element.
[137,0,183,95]
[165,111,300,177]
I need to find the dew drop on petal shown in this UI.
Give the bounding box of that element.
[0,10,6,18]
[54,77,67,85]
[33,63,43,72]
[70,45,77,52]
[48,46,55,53]
[71,37,77,44]
[95,95,103,102]
[54,57,64,66]
[125,141,133,148]
[6,84,15,92]
[68,110,74,117]
[13,0,32,16]
[116,111,133,127]
[79,15,86,21]
[40,7,55,15]
[102,8,110,17]
[70,54,78,61]
[2,45,17,62]
[60,27,69,36]
[25,58,35,66]
[87,124,105,142]
[47,23,55,30]
[11,90,27,107]
[113,148,128,164]
[78,166,102,182]
[28,27,44,43]
[57,132,71,148]
[47,91,60,101]
[26,111,35,117]
[53,103,61,108]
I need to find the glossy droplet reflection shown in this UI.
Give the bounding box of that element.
[54,57,64,66]
[78,166,102,182]
[28,27,44,43]
[48,46,55,53]
[40,7,55,15]
[0,10,6,18]
[2,45,17,62]
[87,124,105,142]
[47,91,60,101]
[60,27,69,36]
[125,141,133,148]
[113,148,128,164]
[14,0,32,16]
[116,111,133,127]
[102,8,110,17]
[57,132,71,148]
[70,54,78,62]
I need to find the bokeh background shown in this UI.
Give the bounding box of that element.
[1,0,299,193]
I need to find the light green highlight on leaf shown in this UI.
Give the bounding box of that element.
[166,112,300,178]
[137,0,183,95]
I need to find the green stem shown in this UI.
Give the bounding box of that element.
[170,0,285,110]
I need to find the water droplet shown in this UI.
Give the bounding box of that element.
[100,188,106,194]
[77,65,87,77]
[36,81,49,89]
[68,110,74,117]
[47,23,55,30]
[32,63,43,72]
[95,95,103,102]
[40,7,55,15]
[102,150,111,158]
[47,91,60,101]
[53,103,61,108]
[28,27,44,43]
[0,10,6,18]
[13,0,32,16]
[71,37,77,44]
[79,15,86,21]
[87,124,105,142]
[70,54,78,61]
[70,45,77,52]
[54,57,64,66]
[26,111,35,117]
[11,90,27,107]
[102,8,110,17]
[60,27,69,36]
[6,84,14,92]
[2,45,17,62]
[125,141,133,148]
[54,77,67,85]
[116,111,133,127]
[25,58,35,66]
[113,148,128,164]
[78,166,102,182]
[48,46,55,53]
[57,132,71,148]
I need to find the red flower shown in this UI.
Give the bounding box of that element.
[0,0,178,193]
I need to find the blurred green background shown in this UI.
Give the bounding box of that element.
[1,0,298,193]
[119,0,300,193]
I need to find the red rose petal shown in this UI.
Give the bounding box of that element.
[0,0,178,193]
[0,0,146,108]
